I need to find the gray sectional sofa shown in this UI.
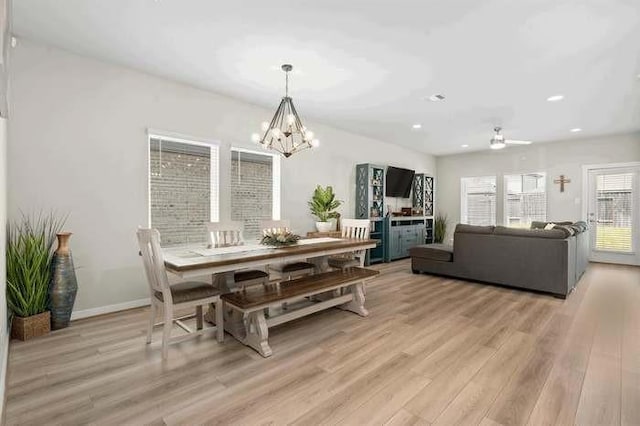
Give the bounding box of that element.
[410,221,589,298]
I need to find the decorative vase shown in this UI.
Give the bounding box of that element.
[48,232,78,330]
[316,221,333,232]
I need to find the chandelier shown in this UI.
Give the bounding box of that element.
[251,64,319,158]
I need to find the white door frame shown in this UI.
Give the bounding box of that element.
[582,162,640,266]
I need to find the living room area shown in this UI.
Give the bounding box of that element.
[1,1,640,425]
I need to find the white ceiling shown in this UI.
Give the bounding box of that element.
[12,0,640,155]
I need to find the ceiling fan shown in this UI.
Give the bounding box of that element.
[489,127,532,150]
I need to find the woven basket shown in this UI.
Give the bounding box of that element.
[11,311,51,341]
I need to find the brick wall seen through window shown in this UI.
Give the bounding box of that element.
[231,149,275,240]
[149,137,219,246]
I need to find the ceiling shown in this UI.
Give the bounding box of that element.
[12,0,640,155]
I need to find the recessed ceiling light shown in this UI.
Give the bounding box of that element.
[546,95,564,102]
[570,128,582,133]
[426,94,446,102]
[412,124,422,129]
[461,144,469,148]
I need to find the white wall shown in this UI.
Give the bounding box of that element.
[436,132,640,238]
[0,117,7,422]
[7,40,435,313]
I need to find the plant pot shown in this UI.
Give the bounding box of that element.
[315,221,334,232]
[49,232,78,330]
[11,311,51,341]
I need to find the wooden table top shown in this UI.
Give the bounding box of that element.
[221,267,380,309]
[164,238,378,273]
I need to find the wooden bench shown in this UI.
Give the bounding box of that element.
[221,267,380,357]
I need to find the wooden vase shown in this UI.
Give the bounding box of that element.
[48,232,78,330]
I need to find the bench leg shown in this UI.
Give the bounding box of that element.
[339,282,369,317]
[243,310,272,357]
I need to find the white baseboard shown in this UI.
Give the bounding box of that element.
[0,334,8,424]
[70,298,150,320]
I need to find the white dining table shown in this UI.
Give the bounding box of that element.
[162,237,378,341]
[163,237,378,292]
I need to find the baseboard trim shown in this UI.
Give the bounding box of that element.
[70,298,150,320]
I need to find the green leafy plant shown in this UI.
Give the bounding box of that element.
[433,213,448,244]
[6,212,66,318]
[308,185,342,222]
[260,230,301,247]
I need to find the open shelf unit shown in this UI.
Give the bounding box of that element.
[412,173,435,244]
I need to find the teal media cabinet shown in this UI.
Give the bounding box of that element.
[355,164,435,264]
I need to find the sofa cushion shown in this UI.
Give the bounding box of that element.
[572,221,588,233]
[410,244,454,262]
[454,224,495,235]
[494,226,569,239]
[555,225,575,237]
[531,220,573,230]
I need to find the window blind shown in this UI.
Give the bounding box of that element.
[461,176,497,226]
[504,173,547,227]
[149,136,219,247]
[595,172,633,252]
[230,149,278,240]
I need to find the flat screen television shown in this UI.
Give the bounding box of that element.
[385,166,415,198]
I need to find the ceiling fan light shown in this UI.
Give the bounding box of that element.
[490,141,506,150]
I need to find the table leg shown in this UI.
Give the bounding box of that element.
[243,310,272,357]
[308,255,330,273]
[339,282,369,317]
[204,301,247,341]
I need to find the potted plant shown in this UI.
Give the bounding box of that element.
[6,213,65,340]
[308,185,342,232]
[433,213,448,244]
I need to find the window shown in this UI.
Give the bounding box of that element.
[231,148,280,241]
[461,176,496,226]
[504,173,547,227]
[595,172,633,252]
[148,134,219,246]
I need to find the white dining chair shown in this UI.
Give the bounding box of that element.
[137,228,223,359]
[260,219,315,279]
[206,221,270,289]
[328,218,371,269]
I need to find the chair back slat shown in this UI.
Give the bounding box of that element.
[260,219,290,236]
[340,219,371,240]
[137,228,170,294]
[206,221,245,248]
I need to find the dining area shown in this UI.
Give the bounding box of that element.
[137,219,379,359]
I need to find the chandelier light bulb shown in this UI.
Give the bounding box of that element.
[310,139,320,148]
[287,114,295,125]
[261,121,270,131]
[251,133,261,143]
[271,128,280,137]
[305,131,314,140]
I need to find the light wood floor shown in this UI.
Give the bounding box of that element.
[5,260,640,425]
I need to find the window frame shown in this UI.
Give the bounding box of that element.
[230,146,281,221]
[147,130,220,230]
[503,172,548,228]
[460,175,497,226]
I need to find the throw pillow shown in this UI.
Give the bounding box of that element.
[544,223,556,230]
